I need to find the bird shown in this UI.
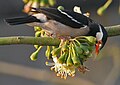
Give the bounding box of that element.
[5,7,108,55]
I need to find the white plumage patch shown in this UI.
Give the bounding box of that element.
[73,6,82,14]
[96,25,103,41]
[33,13,47,22]
[58,9,84,25]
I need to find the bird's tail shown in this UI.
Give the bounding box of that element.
[5,15,40,25]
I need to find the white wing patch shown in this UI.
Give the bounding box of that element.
[73,6,82,14]
[33,13,47,22]
[58,9,86,26]
[96,25,103,41]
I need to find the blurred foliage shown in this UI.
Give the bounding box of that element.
[97,0,112,16]
[23,0,56,13]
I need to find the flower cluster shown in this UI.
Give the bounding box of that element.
[30,26,96,79]
[45,36,96,79]
[23,0,56,13]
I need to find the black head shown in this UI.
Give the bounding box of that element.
[88,23,108,50]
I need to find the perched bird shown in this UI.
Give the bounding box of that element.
[5,7,108,54]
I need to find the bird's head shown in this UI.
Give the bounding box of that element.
[89,23,108,55]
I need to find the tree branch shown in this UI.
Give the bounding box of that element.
[0,36,60,46]
[0,25,120,46]
[105,25,120,37]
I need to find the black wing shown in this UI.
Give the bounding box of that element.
[5,15,40,25]
[32,7,93,28]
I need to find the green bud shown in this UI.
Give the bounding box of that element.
[71,44,80,67]
[67,53,73,67]
[58,52,66,64]
[57,6,65,10]
[73,42,83,55]
[45,46,52,59]
[74,39,81,46]
[71,54,80,67]
[63,52,68,63]
[35,31,41,37]
[75,36,87,43]
[34,26,42,32]
[30,46,43,61]
[30,51,39,61]
[85,36,96,45]
[48,0,56,6]
[75,36,96,45]
[34,45,39,49]
[97,0,112,16]
[51,47,61,56]
[97,6,106,16]
[40,0,48,6]
[52,46,58,50]
[66,44,74,66]
[61,42,68,52]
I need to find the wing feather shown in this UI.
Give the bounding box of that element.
[32,7,93,28]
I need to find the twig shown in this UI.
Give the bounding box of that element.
[0,25,120,46]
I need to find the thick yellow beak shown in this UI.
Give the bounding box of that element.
[95,40,102,55]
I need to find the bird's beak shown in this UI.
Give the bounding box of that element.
[95,40,102,55]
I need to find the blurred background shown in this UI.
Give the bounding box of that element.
[0,0,120,85]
